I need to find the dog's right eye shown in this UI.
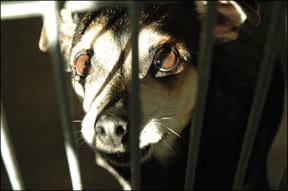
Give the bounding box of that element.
[74,49,93,83]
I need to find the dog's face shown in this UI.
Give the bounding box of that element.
[39,1,259,166]
[70,5,200,165]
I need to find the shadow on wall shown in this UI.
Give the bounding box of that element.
[1,17,121,190]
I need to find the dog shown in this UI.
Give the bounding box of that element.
[39,1,284,190]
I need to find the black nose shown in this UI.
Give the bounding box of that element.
[95,116,128,147]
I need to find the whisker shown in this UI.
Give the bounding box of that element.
[149,118,188,144]
[160,117,173,120]
[72,120,82,123]
[164,126,188,145]
[161,140,174,152]
[165,126,181,138]
[147,114,175,118]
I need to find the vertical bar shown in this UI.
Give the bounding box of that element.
[282,1,287,84]
[1,104,25,190]
[184,1,217,190]
[127,1,141,190]
[41,2,82,190]
[279,167,287,190]
[280,5,287,191]
[233,2,286,189]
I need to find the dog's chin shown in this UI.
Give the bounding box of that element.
[97,145,152,167]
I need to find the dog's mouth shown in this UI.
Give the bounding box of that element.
[98,145,152,166]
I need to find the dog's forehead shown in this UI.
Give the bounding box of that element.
[70,14,174,113]
[70,20,171,79]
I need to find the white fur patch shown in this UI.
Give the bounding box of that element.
[139,119,163,148]
[71,27,122,113]
[138,27,170,78]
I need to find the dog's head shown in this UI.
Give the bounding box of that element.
[39,1,259,166]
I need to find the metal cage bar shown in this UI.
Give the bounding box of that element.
[64,1,124,13]
[127,2,141,190]
[1,1,43,20]
[279,167,287,190]
[41,2,82,190]
[1,104,25,190]
[184,1,217,190]
[233,2,286,189]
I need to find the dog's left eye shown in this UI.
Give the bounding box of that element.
[74,49,93,83]
[153,45,180,72]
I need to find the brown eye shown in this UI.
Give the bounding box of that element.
[153,45,180,72]
[75,54,90,76]
[74,49,93,83]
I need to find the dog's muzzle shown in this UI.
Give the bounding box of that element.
[94,114,153,166]
[95,115,129,149]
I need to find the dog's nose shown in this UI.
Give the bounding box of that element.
[95,117,128,147]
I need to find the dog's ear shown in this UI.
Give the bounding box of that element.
[195,1,260,42]
[38,9,76,70]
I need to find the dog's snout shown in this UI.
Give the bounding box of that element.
[95,117,128,147]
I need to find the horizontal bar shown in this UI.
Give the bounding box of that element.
[128,1,141,190]
[1,1,186,21]
[232,2,286,189]
[1,104,25,190]
[184,1,217,190]
[0,1,124,20]
[1,1,43,20]
[42,2,82,190]
[64,0,185,12]
[64,1,125,13]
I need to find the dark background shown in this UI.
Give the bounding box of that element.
[1,2,286,190]
[1,16,121,190]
